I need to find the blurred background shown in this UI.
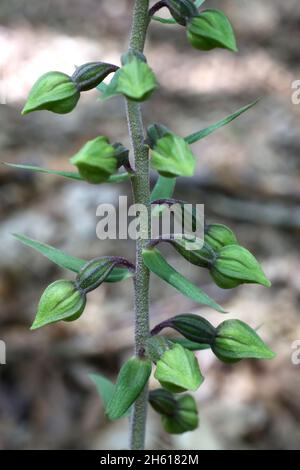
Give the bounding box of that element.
[0,0,300,450]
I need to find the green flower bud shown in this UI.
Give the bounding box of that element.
[31,280,86,330]
[212,319,276,363]
[106,357,152,420]
[166,0,198,26]
[172,238,216,268]
[154,314,216,345]
[210,245,271,289]
[204,223,238,251]
[72,62,118,92]
[150,134,196,178]
[22,71,80,115]
[187,10,237,52]
[70,136,118,184]
[149,388,199,434]
[162,394,199,434]
[117,57,158,102]
[149,388,177,416]
[154,343,204,393]
[76,258,117,293]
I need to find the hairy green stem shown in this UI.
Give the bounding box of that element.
[126,0,151,451]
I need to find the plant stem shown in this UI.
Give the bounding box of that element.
[126,0,151,451]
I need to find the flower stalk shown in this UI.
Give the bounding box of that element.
[126,0,151,451]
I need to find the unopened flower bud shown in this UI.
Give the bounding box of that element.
[76,258,117,293]
[154,343,204,393]
[153,314,216,345]
[117,56,158,102]
[31,280,86,330]
[204,223,237,251]
[149,388,177,416]
[150,133,196,178]
[172,238,216,268]
[162,394,199,434]
[210,245,271,289]
[187,10,237,52]
[149,388,199,434]
[72,62,118,92]
[166,0,198,26]
[70,136,118,183]
[212,319,276,363]
[22,71,80,115]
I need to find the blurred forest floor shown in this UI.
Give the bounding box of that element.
[0,0,300,449]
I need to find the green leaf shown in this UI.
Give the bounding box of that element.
[151,176,176,202]
[116,57,158,102]
[154,343,204,392]
[97,81,108,94]
[107,357,152,420]
[187,9,237,52]
[151,134,196,178]
[185,100,259,145]
[108,172,132,183]
[142,248,225,313]
[14,233,86,272]
[97,69,122,101]
[89,373,132,417]
[4,162,83,181]
[105,267,133,283]
[13,233,132,282]
[212,319,276,362]
[3,162,131,184]
[31,280,86,329]
[89,373,115,410]
[152,16,177,25]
